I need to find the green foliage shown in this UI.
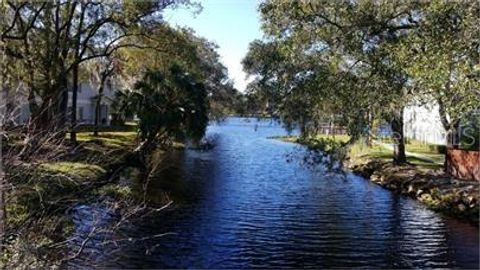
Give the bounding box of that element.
[244,0,478,163]
[39,162,106,180]
[0,1,197,129]
[5,161,105,234]
[298,136,348,156]
[76,132,138,148]
[348,141,394,164]
[244,0,415,141]
[97,184,133,200]
[460,113,480,151]
[118,26,242,120]
[405,139,445,155]
[119,66,209,144]
[390,0,480,130]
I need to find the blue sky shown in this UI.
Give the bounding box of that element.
[164,0,263,92]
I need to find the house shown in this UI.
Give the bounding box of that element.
[403,102,447,145]
[1,80,116,127]
[0,85,31,126]
[404,102,479,149]
[69,81,116,126]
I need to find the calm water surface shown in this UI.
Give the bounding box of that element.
[71,117,479,269]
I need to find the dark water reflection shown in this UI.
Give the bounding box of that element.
[71,117,479,269]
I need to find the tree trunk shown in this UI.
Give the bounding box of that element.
[391,107,407,165]
[0,127,5,251]
[300,117,308,138]
[366,110,373,147]
[437,97,450,132]
[59,79,69,130]
[70,65,79,144]
[437,97,461,171]
[447,121,461,149]
[2,83,15,128]
[27,86,39,119]
[0,168,5,253]
[437,97,458,147]
[93,86,104,137]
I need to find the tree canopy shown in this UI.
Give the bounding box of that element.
[243,0,480,163]
[0,1,199,133]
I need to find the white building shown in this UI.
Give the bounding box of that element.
[0,85,31,126]
[69,81,116,125]
[1,81,116,126]
[404,102,447,145]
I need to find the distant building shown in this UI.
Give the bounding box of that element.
[68,81,116,126]
[0,85,30,126]
[404,102,479,148]
[404,102,447,145]
[0,81,117,126]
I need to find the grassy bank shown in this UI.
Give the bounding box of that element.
[273,135,444,170]
[273,135,479,224]
[3,130,141,267]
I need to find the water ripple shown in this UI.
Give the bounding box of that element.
[70,118,479,269]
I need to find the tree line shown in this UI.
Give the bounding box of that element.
[0,1,243,259]
[243,0,480,164]
[1,1,241,146]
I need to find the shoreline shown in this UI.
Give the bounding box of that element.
[3,131,144,267]
[348,159,479,226]
[273,135,479,225]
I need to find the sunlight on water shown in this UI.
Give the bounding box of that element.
[70,117,479,268]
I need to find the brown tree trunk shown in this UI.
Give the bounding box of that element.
[70,65,79,144]
[0,127,5,250]
[391,107,407,165]
[437,98,450,132]
[93,86,104,137]
[2,83,15,128]
[59,79,69,129]
[0,170,5,253]
[300,117,308,138]
[366,110,373,147]
[447,121,461,149]
[27,85,39,119]
[437,97,461,171]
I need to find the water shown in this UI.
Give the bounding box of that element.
[71,117,479,268]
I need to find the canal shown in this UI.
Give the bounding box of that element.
[71,117,479,268]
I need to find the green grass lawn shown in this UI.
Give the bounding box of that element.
[350,139,445,169]
[271,134,350,144]
[7,130,139,237]
[273,134,445,170]
[404,139,445,164]
[39,162,106,180]
[405,139,443,154]
[314,134,350,143]
[76,131,138,148]
[29,131,139,187]
[269,135,298,143]
[65,131,140,168]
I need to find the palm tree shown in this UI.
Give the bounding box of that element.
[112,65,208,152]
